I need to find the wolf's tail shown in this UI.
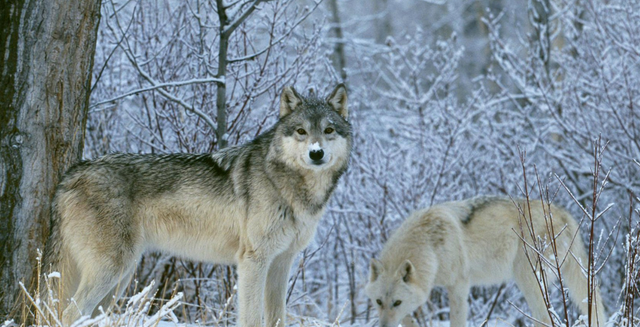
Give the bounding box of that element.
[561,216,607,327]
[41,190,79,315]
[42,193,61,275]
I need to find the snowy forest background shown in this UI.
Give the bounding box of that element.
[63,0,640,325]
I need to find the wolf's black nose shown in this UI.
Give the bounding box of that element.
[309,149,324,161]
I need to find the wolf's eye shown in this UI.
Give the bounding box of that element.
[324,127,334,134]
[296,128,307,135]
[393,300,402,307]
[376,299,382,306]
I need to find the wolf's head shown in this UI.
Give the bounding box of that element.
[273,84,352,172]
[365,259,429,327]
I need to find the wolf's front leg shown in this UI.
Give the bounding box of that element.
[237,254,270,327]
[265,251,296,327]
[447,283,470,327]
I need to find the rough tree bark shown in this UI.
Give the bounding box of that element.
[0,0,102,319]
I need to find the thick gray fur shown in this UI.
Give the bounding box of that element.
[44,84,352,326]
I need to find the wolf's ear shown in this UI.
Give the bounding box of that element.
[369,258,384,282]
[280,86,303,118]
[326,84,348,119]
[399,260,415,283]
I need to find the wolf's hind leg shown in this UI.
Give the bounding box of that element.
[264,251,296,327]
[62,270,121,324]
[93,270,135,317]
[561,249,607,326]
[513,263,552,327]
[447,282,470,327]
[62,253,138,325]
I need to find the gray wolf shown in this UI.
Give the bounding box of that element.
[365,196,607,327]
[44,84,352,326]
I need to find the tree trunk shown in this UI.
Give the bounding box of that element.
[0,0,102,319]
[214,0,264,149]
[216,0,229,149]
[328,0,347,82]
[373,0,392,45]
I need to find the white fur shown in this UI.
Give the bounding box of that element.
[365,197,607,327]
[281,130,349,173]
[309,142,321,151]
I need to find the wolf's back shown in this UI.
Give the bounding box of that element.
[41,149,251,272]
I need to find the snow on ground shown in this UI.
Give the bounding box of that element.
[151,318,517,327]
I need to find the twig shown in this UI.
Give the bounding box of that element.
[479,283,506,327]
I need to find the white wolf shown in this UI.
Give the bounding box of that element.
[44,85,352,326]
[365,197,607,327]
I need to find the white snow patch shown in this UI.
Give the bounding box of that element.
[128,281,156,306]
[47,271,61,279]
[155,321,187,327]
